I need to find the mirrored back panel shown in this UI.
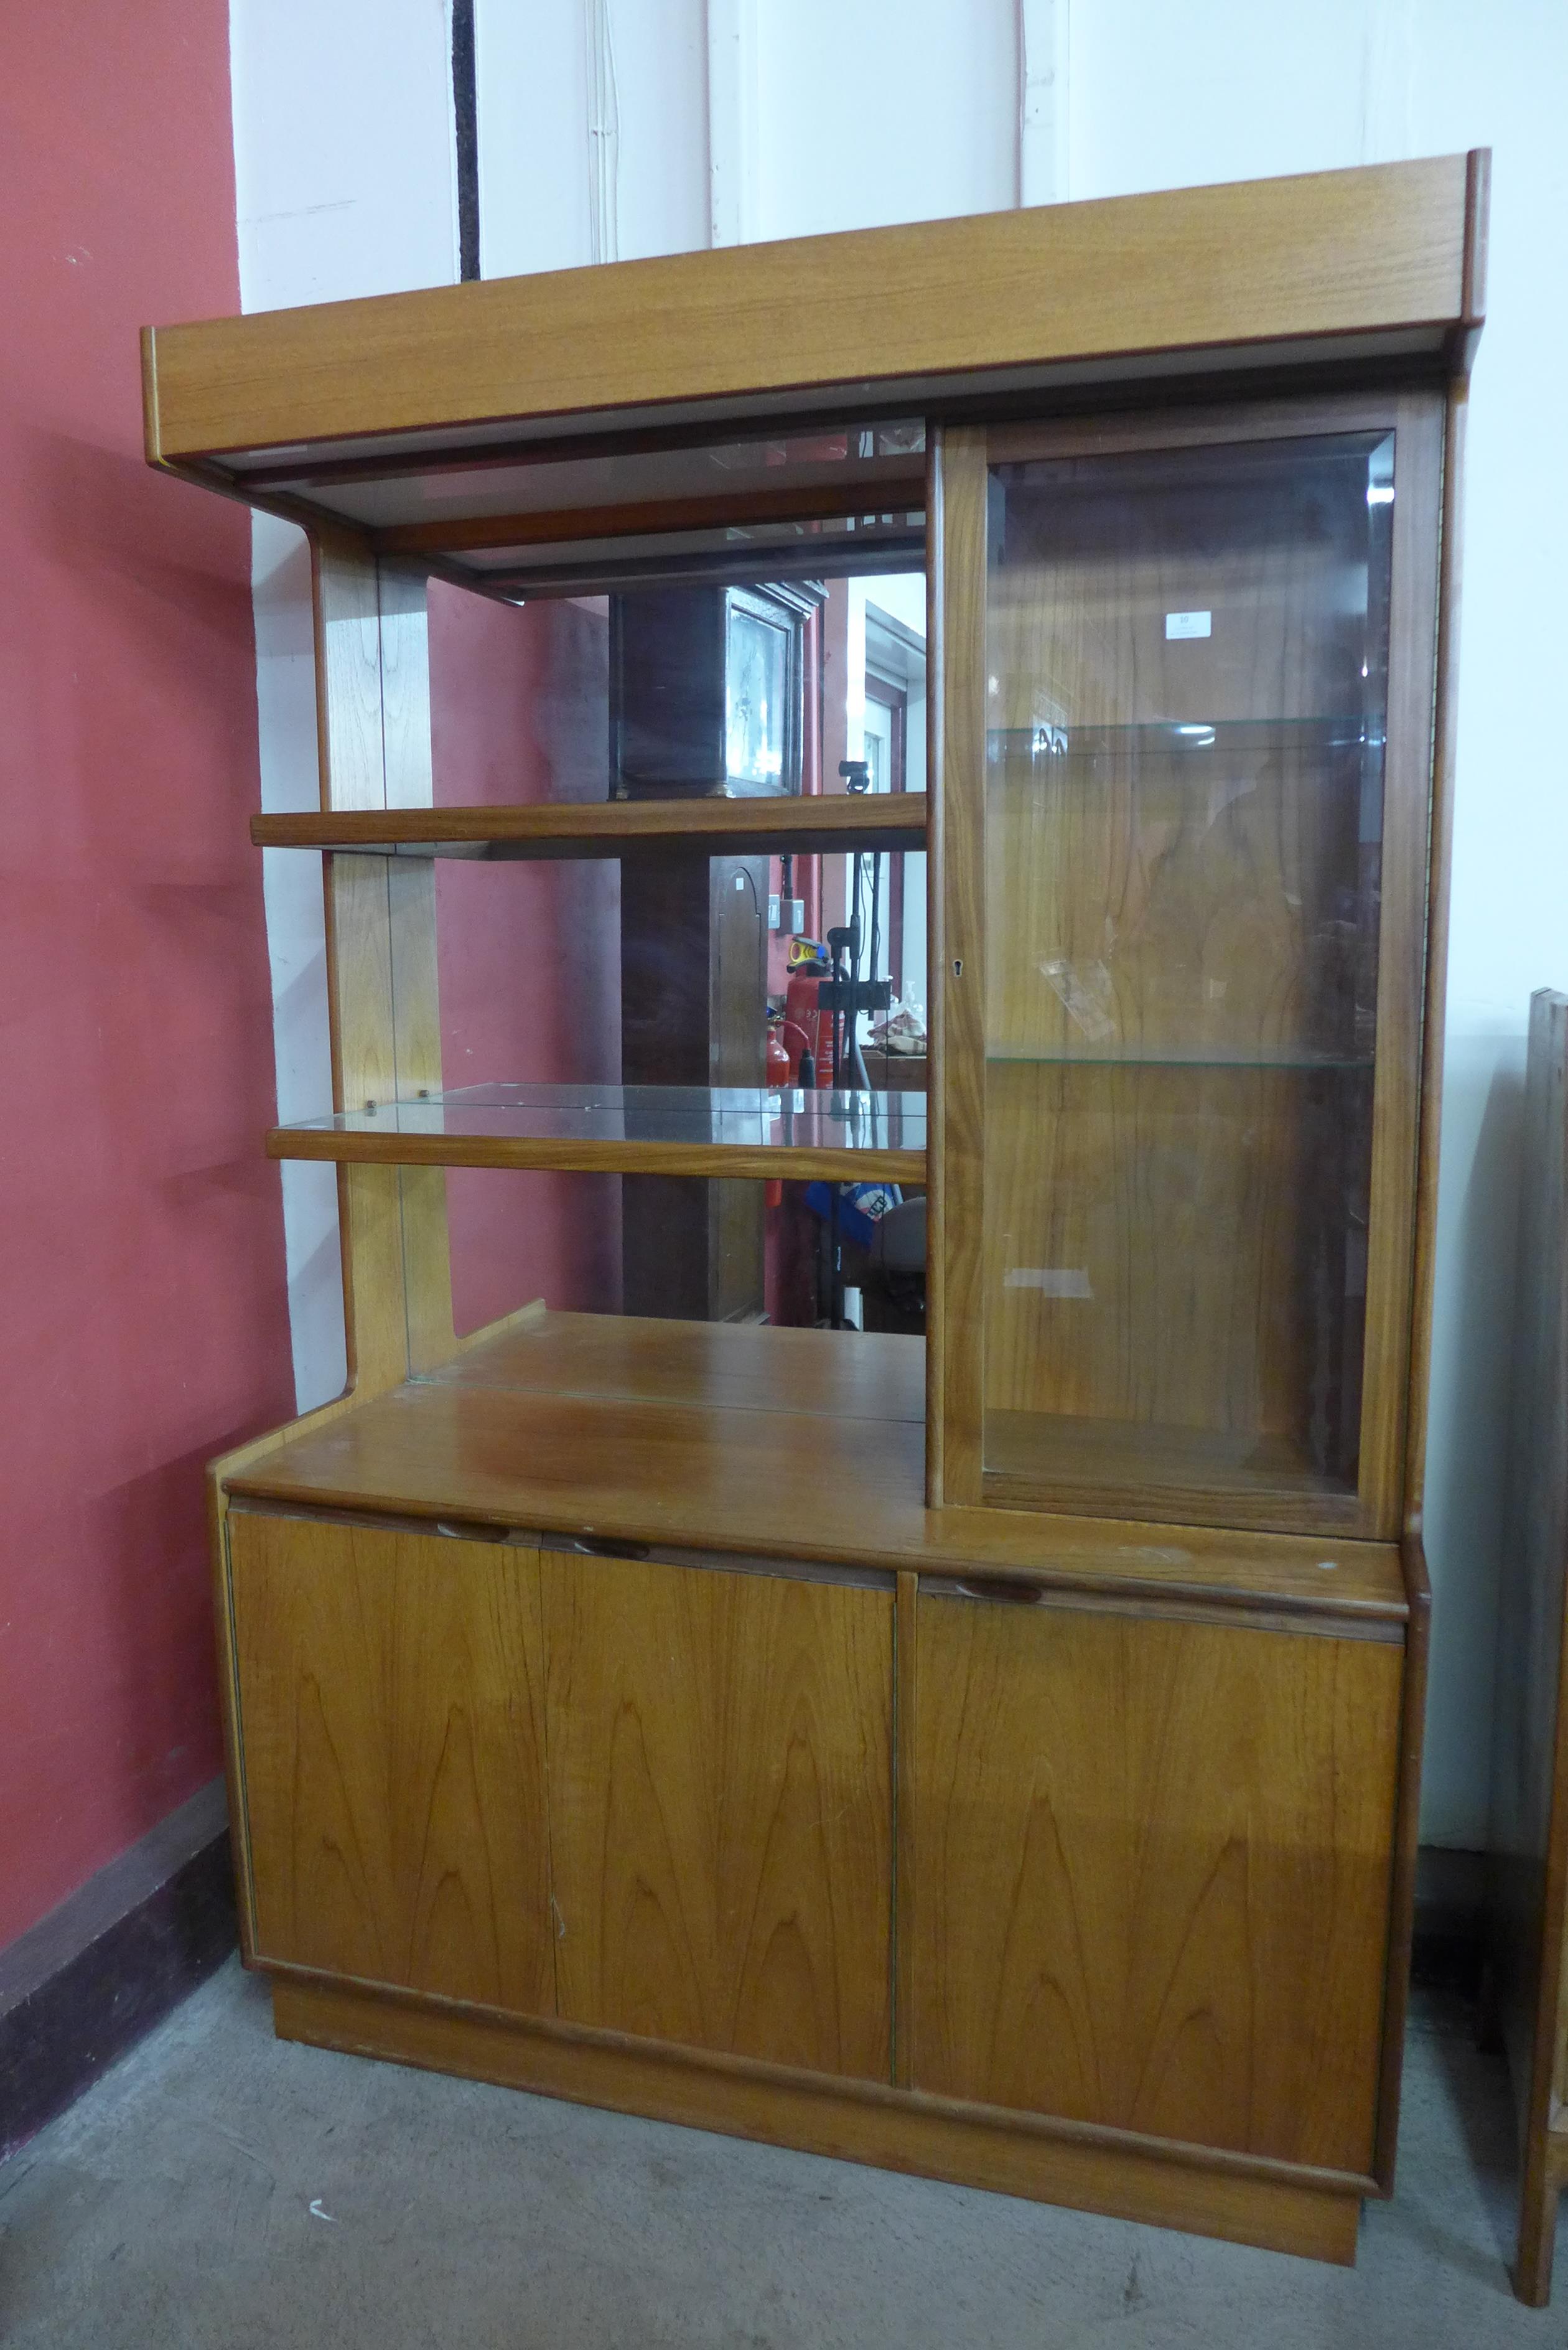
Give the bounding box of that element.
[396,1169,928,1371]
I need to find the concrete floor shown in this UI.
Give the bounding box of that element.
[0,1960,1560,2348]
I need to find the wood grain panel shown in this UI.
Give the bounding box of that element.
[541,1550,894,2081]
[253,792,928,858]
[910,1594,1401,2170]
[146,156,1470,462]
[1354,394,1444,1533]
[269,1125,923,1185]
[228,1512,554,2014]
[1402,383,1468,1533]
[930,426,989,1507]
[208,1390,370,1960]
[1376,1531,1430,2191]
[223,1316,1409,1624]
[272,1973,1364,2263]
[924,437,947,1503]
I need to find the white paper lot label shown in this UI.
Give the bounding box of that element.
[1165,609,1211,639]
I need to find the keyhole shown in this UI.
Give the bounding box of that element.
[953,958,963,978]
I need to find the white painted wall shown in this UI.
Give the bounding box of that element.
[233,0,1567,1846]
[1061,0,1568,1853]
[477,0,709,273]
[230,0,460,1411]
[749,2,1017,240]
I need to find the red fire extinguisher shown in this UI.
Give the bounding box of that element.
[784,985,832,1090]
[785,937,832,1090]
[765,1014,814,1207]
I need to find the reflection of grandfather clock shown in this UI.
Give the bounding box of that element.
[610,581,821,799]
[613,581,824,1321]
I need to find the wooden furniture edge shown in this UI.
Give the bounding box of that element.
[980,1464,1370,1542]
[1459,147,1491,363]
[265,1128,926,1185]
[894,1570,918,2090]
[923,437,946,1506]
[930,424,987,1505]
[221,1495,1407,1637]
[1497,999,1568,2303]
[251,795,930,854]
[1402,384,1467,1527]
[207,1388,368,1961]
[1516,2128,1568,2308]
[144,156,1475,466]
[1504,996,1568,2307]
[1373,1532,1431,2190]
[1350,389,1445,1535]
[268,1970,1365,2264]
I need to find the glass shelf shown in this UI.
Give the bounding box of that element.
[986,717,1383,761]
[270,1082,926,1181]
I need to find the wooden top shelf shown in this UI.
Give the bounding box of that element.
[145,155,1483,488]
[224,1313,1407,1628]
[252,793,928,861]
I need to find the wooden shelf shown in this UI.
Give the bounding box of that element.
[225,1313,1406,1626]
[253,793,928,861]
[984,1408,1361,1532]
[269,1082,925,1184]
[987,1049,1373,1071]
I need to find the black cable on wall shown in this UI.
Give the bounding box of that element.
[451,0,480,280]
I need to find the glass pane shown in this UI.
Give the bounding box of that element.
[983,432,1393,1509]
[254,418,926,533]
[281,1082,925,1154]
[726,600,790,787]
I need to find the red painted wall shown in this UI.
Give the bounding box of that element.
[0,6,292,1948]
[427,585,622,1330]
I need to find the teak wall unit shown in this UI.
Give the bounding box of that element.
[147,152,1487,2267]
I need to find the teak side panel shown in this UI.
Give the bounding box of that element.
[1354,393,1445,1532]
[909,1595,1401,2171]
[226,1513,554,2015]
[541,1551,894,2082]
[146,157,1471,461]
[207,1390,372,1963]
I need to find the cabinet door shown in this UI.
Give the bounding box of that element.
[935,399,1442,1533]
[228,1512,554,2015]
[542,1551,894,2080]
[909,1592,1401,2171]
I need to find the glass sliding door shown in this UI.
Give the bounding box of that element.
[936,401,1443,1533]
